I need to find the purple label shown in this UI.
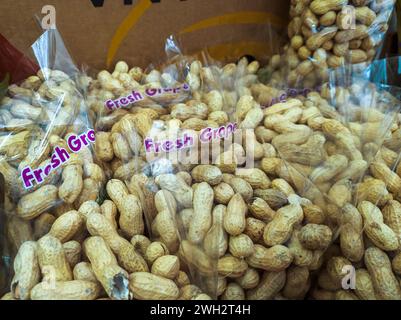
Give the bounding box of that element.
[21,129,96,189]
[105,83,190,110]
[144,122,238,154]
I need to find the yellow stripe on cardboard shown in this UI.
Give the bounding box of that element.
[180,11,287,34]
[202,41,275,62]
[106,0,152,68]
[107,6,286,68]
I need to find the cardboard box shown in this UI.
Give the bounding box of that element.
[0,0,290,70]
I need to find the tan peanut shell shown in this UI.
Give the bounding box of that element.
[100,200,118,230]
[358,201,399,251]
[175,271,191,288]
[299,223,332,250]
[229,234,254,258]
[392,253,401,276]
[145,241,169,266]
[154,209,180,253]
[84,236,129,300]
[355,269,377,300]
[155,174,193,208]
[191,165,222,185]
[224,193,247,236]
[129,272,180,300]
[63,241,82,267]
[120,194,144,238]
[213,182,235,204]
[288,229,313,267]
[263,204,303,246]
[247,244,293,272]
[188,182,214,243]
[11,241,40,300]
[33,213,56,240]
[49,210,84,243]
[246,271,286,300]
[73,262,98,283]
[31,280,101,300]
[235,268,260,290]
[244,217,266,243]
[130,235,151,256]
[151,255,180,280]
[221,283,245,300]
[58,165,83,204]
[217,255,248,278]
[382,200,401,246]
[340,204,364,262]
[365,247,401,300]
[203,204,228,258]
[86,212,148,272]
[17,185,58,220]
[282,266,310,299]
[37,235,73,282]
[248,197,276,223]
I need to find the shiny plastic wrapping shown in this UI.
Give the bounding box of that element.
[263,0,397,88]
[0,29,103,300]
[1,9,401,301]
[267,57,401,300]
[84,36,265,299]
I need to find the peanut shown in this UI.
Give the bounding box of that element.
[263,204,303,246]
[37,235,73,282]
[228,234,254,258]
[246,271,286,300]
[31,280,101,300]
[358,201,399,251]
[224,193,247,236]
[86,212,148,272]
[11,241,40,300]
[282,266,310,299]
[221,283,245,300]
[130,272,180,300]
[17,185,58,220]
[340,204,364,262]
[365,247,401,300]
[49,210,84,243]
[217,255,248,278]
[188,182,214,243]
[151,255,180,280]
[299,224,332,250]
[63,241,82,268]
[247,244,293,272]
[83,236,129,300]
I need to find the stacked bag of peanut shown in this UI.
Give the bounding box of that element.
[2,31,401,300]
[307,65,401,300]
[81,51,401,300]
[262,0,396,88]
[0,31,214,300]
[0,30,112,300]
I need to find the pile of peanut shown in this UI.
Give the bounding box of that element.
[1,55,401,300]
[264,0,395,87]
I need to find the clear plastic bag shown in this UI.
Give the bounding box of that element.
[264,0,397,88]
[313,58,401,300]
[0,29,104,300]
[85,32,275,299]
[263,57,401,300]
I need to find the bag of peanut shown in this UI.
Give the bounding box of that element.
[0,32,38,298]
[0,29,110,300]
[308,58,401,300]
[262,0,396,89]
[83,32,290,299]
[261,57,401,300]
[48,36,401,300]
